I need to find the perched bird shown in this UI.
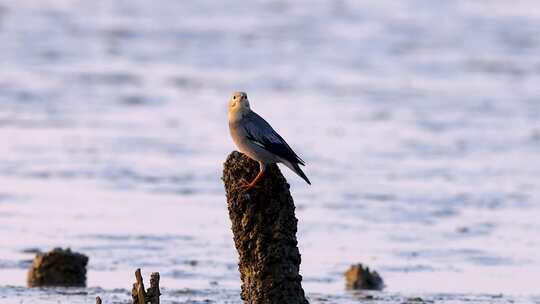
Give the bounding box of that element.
[228,91,310,191]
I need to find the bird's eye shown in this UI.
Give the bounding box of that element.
[233,96,237,100]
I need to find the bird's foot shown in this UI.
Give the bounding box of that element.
[236,178,258,193]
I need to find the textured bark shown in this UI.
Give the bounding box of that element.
[222,151,308,304]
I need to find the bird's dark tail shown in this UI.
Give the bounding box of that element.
[291,162,311,185]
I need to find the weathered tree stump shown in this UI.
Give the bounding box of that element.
[345,263,384,290]
[27,247,88,287]
[131,268,161,304]
[222,151,309,304]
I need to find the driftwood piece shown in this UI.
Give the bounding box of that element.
[222,151,309,304]
[131,268,161,304]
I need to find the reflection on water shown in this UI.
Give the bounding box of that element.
[1,0,540,303]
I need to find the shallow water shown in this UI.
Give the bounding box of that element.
[1,0,540,303]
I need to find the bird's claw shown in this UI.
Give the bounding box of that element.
[237,178,258,193]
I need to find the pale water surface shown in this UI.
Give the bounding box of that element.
[1,0,540,303]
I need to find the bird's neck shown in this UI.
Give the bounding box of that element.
[228,108,248,123]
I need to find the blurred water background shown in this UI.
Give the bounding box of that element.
[1,0,540,303]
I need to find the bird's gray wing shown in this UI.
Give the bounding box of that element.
[242,111,305,165]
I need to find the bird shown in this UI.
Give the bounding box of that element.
[228,91,310,191]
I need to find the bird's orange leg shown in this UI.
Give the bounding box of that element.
[239,169,265,192]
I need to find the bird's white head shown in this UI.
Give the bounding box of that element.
[228,91,251,121]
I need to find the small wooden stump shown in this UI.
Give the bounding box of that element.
[345,263,384,290]
[147,272,161,304]
[131,268,161,304]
